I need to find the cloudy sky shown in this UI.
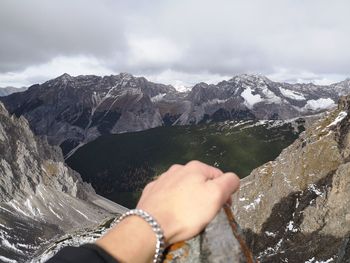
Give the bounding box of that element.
[1,0,349,89]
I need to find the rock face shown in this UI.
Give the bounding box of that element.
[233,95,350,262]
[1,73,350,157]
[0,102,125,263]
[164,207,256,263]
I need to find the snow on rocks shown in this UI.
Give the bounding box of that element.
[265,231,276,237]
[258,238,284,259]
[308,184,324,197]
[261,87,282,104]
[203,98,229,106]
[49,206,63,220]
[151,93,166,102]
[305,257,334,263]
[243,194,264,210]
[279,86,306,101]
[286,220,298,233]
[304,98,336,111]
[0,256,17,263]
[24,198,38,217]
[73,208,89,220]
[241,87,264,109]
[8,200,31,217]
[327,111,348,128]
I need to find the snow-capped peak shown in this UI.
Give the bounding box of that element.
[230,73,272,84]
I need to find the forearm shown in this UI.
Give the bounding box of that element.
[95,216,157,263]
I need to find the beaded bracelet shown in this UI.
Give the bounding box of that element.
[114,209,166,263]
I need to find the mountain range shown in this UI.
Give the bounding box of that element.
[1,73,349,158]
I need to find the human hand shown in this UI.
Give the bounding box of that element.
[137,160,240,245]
[96,161,240,263]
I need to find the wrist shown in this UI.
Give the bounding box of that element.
[136,206,180,245]
[96,216,156,263]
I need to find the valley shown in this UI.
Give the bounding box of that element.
[67,120,302,208]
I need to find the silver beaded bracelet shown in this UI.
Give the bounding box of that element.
[114,209,166,263]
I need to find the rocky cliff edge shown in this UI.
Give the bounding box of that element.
[0,102,126,262]
[233,95,350,262]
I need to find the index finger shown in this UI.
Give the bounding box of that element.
[185,160,223,181]
[209,172,240,203]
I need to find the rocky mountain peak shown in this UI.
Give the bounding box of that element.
[118,72,135,81]
[59,72,72,78]
[193,82,210,88]
[230,73,272,85]
[55,73,74,82]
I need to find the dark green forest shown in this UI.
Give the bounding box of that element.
[67,121,301,208]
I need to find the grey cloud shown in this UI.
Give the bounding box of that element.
[0,0,349,83]
[0,0,127,72]
[123,0,350,77]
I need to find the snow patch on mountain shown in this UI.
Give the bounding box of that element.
[304,98,336,111]
[279,86,306,101]
[262,89,282,104]
[327,111,348,127]
[203,98,229,106]
[241,87,264,109]
[151,93,166,102]
[0,255,17,263]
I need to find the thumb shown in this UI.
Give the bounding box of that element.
[211,172,240,203]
